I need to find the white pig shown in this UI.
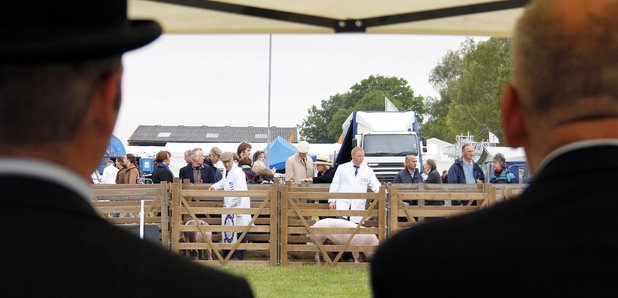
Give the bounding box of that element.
[181,219,213,260]
[310,218,379,264]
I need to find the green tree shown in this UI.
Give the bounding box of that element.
[423,38,512,143]
[299,75,425,143]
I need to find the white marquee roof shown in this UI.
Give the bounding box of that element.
[129,0,528,36]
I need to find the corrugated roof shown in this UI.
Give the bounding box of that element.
[128,125,297,146]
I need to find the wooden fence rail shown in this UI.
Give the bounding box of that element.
[170,183,278,266]
[90,181,527,267]
[91,183,171,247]
[280,184,386,266]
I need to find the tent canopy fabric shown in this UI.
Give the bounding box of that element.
[130,0,528,36]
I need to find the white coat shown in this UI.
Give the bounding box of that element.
[212,163,250,243]
[329,161,380,223]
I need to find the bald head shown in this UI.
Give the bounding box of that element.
[512,0,618,123]
[503,0,618,175]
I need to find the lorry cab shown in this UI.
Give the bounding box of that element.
[335,110,424,182]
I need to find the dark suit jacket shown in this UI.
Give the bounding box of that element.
[312,167,336,183]
[371,145,618,297]
[0,176,253,297]
[179,164,216,184]
[393,168,422,183]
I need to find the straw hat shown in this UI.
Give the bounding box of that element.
[314,155,332,166]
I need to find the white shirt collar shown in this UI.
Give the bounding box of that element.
[536,139,618,174]
[0,156,92,204]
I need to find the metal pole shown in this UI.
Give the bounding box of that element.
[266,34,273,168]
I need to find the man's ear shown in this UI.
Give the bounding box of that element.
[91,71,122,136]
[501,84,527,148]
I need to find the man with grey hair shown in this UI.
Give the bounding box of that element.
[372,1,618,296]
[0,1,252,296]
[205,146,223,181]
[285,140,315,182]
[179,148,216,184]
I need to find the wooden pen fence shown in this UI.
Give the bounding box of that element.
[170,182,278,266]
[91,183,171,247]
[91,181,527,266]
[279,184,387,266]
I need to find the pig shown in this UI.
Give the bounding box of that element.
[181,219,213,260]
[310,218,379,264]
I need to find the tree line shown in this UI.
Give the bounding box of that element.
[298,37,512,144]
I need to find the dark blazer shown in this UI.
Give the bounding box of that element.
[0,176,253,297]
[393,168,422,183]
[371,145,618,297]
[179,163,216,184]
[151,165,173,183]
[312,167,336,183]
[424,169,442,184]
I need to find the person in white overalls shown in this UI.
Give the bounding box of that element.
[209,151,250,259]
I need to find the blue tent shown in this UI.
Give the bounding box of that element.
[266,136,315,171]
[97,135,126,174]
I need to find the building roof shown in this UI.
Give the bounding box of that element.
[128,125,297,146]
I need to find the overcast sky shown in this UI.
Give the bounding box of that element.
[115,34,485,145]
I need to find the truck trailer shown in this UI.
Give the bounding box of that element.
[334,111,424,182]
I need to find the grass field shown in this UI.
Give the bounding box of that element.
[221,265,371,298]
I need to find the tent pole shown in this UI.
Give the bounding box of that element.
[266,34,273,168]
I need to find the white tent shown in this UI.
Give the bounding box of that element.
[130,0,527,36]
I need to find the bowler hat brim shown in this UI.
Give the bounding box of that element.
[2,20,162,63]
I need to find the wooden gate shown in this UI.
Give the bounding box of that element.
[170,183,278,266]
[280,184,386,266]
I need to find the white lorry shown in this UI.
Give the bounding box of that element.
[334,111,424,182]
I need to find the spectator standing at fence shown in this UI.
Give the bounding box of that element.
[423,159,442,184]
[0,2,253,295]
[489,153,518,184]
[302,155,336,184]
[151,150,174,184]
[100,160,118,184]
[183,149,192,165]
[447,143,484,185]
[115,156,127,184]
[209,152,251,260]
[239,157,256,183]
[285,141,315,183]
[179,148,216,184]
[329,147,380,224]
[237,142,252,160]
[257,167,274,184]
[394,155,423,184]
[441,170,448,183]
[372,1,618,296]
[206,146,223,181]
[124,153,140,184]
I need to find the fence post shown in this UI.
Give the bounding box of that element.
[378,185,387,243]
[170,180,181,255]
[389,185,399,236]
[269,182,279,266]
[280,184,289,266]
[160,182,171,249]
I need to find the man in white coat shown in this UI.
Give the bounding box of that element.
[329,147,381,224]
[209,151,250,259]
[100,159,119,184]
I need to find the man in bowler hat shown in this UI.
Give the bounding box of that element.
[0,1,253,296]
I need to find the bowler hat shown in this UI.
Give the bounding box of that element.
[1,0,162,63]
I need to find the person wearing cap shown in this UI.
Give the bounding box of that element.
[489,153,518,184]
[302,155,336,184]
[285,141,315,182]
[206,146,224,181]
[100,159,119,184]
[209,152,250,260]
[0,1,253,296]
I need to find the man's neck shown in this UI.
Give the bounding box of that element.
[462,158,473,164]
[192,162,201,168]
